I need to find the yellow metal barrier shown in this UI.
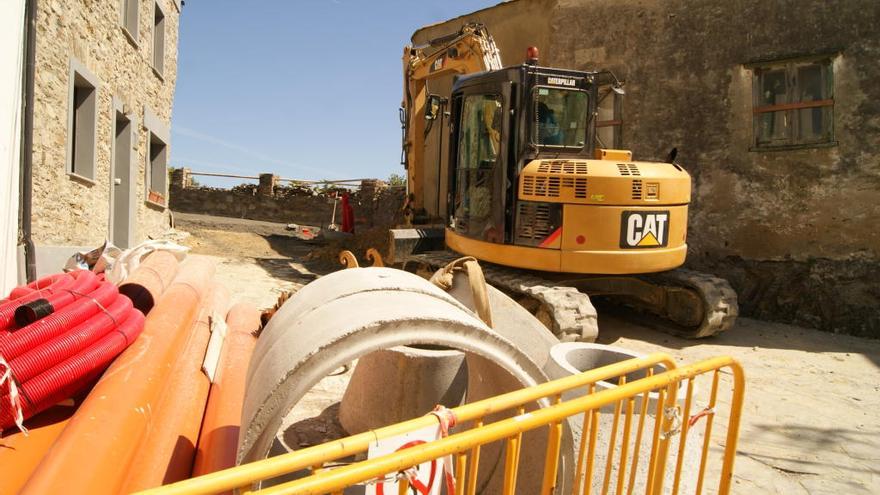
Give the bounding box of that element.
[140,353,744,495]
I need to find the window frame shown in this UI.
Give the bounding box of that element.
[66,58,101,184]
[596,85,623,149]
[143,106,169,208]
[750,56,836,151]
[152,0,166,78]
[120,0,139,46]
[530,86,589,151]
[451,92,505,240]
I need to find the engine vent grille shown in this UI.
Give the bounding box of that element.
[516,202,553,244]
[632,179,643,200]
[538,160,588,174]
[522,175,561,198]
[522,160,587,200]
[617,163,641,176]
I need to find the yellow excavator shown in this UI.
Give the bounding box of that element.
[393,23,737,341]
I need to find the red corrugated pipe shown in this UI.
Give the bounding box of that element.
[8,295,134,383]
[0,308,144,429]
[0,273,145,432]
[7,274,73,300]
[0,281,117,361]
[0,271,99,336]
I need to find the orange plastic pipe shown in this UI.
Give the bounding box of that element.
[122,284,231,492]
[119,250,180,314]
[192,302,262,479]
[0,402,77,494]
[21,257,216,495]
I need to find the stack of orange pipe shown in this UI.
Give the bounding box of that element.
[122,284,231,491]
[20,257,216,494]
[192,302,262,478]
[0,253,183,493]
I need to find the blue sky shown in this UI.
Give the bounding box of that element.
[171,0,499,186]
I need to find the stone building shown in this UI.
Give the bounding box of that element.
[413,0,880,336]
[25,0,181,274]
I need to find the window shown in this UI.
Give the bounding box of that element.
[120,0,138,43]
[752,57,834,149]
[152,2,165,75]
[67,60,100,182]
[143,106,169,207]
[147,134,167,206]
[453,94,503,241]
[532,88,588,148]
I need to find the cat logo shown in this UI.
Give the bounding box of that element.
[619,211,670,249]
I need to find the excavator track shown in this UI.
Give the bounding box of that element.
[405,251,599,342]
[634,269,739,338]
[404,251,738,341]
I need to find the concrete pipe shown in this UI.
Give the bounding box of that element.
[239,267,568,493]
[544,342,703,494]
[443,269,573,494]
[338,345,467,435]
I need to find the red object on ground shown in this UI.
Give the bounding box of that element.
[342,192,355,234]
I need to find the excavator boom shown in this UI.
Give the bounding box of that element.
[401,23,501,218]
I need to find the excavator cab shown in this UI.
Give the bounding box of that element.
[445,63,692,275]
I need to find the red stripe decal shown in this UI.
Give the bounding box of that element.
[538,228,562,248]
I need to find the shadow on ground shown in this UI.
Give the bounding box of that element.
[595,304,880,368]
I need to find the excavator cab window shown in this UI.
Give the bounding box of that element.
[532,87,588,148]
[452,93,504,242]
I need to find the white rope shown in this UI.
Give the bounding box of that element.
[0,354,28,435]
[660,405,682,440]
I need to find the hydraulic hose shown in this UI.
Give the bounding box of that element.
[9,295,134,383]
[0,281,117,360]
[0,308,144,430]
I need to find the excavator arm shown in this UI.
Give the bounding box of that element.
[402,23,502,218]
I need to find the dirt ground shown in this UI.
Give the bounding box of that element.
[176,212,880,494]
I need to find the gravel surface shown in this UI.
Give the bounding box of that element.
[178,212,880,494]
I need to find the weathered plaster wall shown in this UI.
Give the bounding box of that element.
[31,0,179,248]
[413,0,880,336]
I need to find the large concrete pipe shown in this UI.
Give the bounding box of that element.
[338,345,467,435]
[444,270,572,495]
[544,343,703,494]
[239,267,571,493]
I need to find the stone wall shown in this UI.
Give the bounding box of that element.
[169,172,406,231]
[413,0,880,337]
[30,0,179,249]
